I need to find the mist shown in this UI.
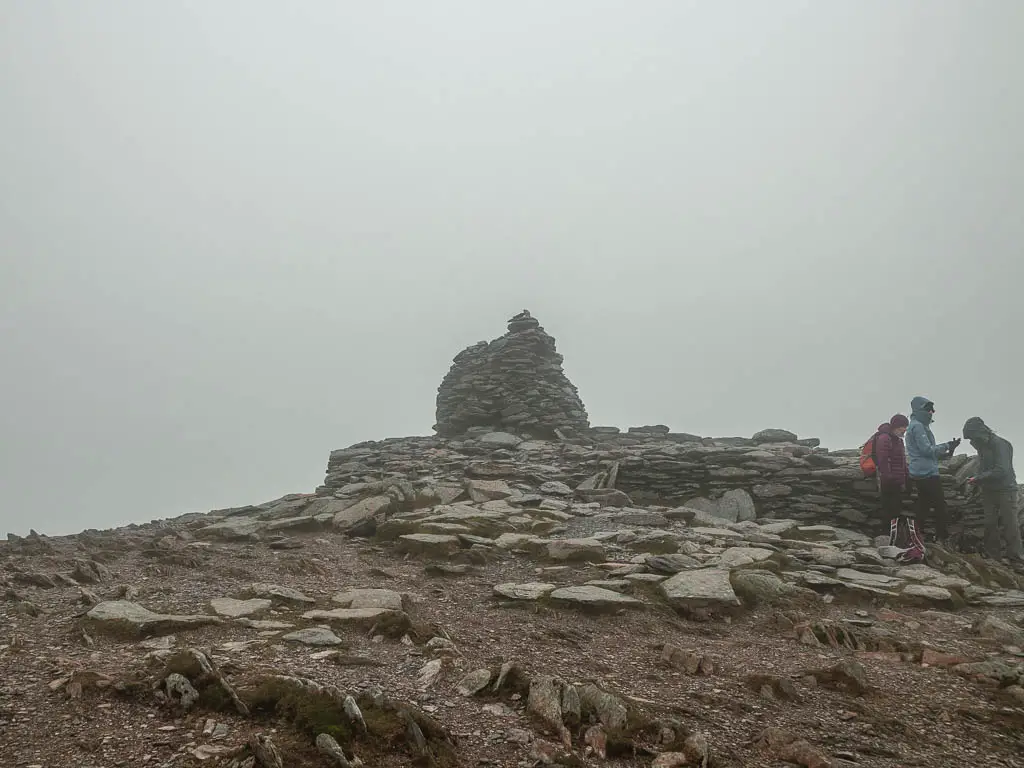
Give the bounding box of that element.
[2,1,1022,536]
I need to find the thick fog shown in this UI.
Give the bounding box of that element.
[2,2,1022,536]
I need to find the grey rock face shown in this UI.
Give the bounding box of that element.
[433,310,589,438]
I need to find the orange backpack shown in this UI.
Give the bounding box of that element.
[859,432,881,477]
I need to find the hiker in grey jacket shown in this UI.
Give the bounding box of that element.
[963,417,1022,565]
[905,397,961,543]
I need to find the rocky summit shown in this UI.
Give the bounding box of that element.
[3,312,1024,768]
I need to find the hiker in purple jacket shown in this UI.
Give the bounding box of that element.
[876,415,910,522]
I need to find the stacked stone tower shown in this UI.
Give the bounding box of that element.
[433,310,589,438]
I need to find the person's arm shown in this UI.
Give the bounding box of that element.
[876,435,893,483]
[975,440,1011,484]
[907,423,946,460]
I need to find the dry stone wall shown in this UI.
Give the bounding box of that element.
[318,426,1015,553]
[433,310,589,438]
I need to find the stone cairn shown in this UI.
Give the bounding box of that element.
[433,310,589,438]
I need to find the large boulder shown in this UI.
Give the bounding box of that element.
[660,569,741,614]
[717,489,757,523]
[332,495,393,533]
[752,429,798,444]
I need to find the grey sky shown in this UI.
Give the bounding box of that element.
[2,1,1022,536]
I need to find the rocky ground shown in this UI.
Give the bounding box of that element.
[4,435,1024,767]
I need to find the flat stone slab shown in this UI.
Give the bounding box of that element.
[466,479,514,502]
[549,586,643,609]
[687,507,736,528]
[877,546,905,560]
[716,547,773,569]
[835,568,904,588]
[900,584,954,603]
[757,521,800,536]
[282,627,345,647]
[396,534,462,557]
[426,507,508,523]
[809,548,856,568]
[493,583,556,601]
[332,495,392,531]
[546,538,606,562]
[792,525,842,541]
[976,591,1024,608]
[244,583,315,605]
[583,580,631,592]
[660,569,741,610]
[540,481,573,496]
[645,554,701,574]
[624,573,667,584]
[332,588,403,611]
[86,601,223,638]
[795,571,843,587]
[265,515,327,533]
[196,518,265,541]
[895,566,971,591]
[689,527,744,540]
[210,598,272,618]
[839,582,898,597]
[477,432,523,448]
[237,618,294,630]
[302,607,404,626]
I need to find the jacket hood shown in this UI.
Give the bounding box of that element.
[877,423,892,435]
[962,416,993,441]
[910,396,934,425]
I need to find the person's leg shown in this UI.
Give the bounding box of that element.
[983,491,1001,559]
[912,478,931,538]
[999,489,1023,561]
[880,485,902,523]
[915,477,947,541]
[931,478,950,541]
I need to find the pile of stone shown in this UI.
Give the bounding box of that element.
[433,310,589,438]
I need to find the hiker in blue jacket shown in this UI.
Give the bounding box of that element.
[905,397,961,545]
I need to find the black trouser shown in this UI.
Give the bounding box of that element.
[912,476,949,540]
[880,483,904,520]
